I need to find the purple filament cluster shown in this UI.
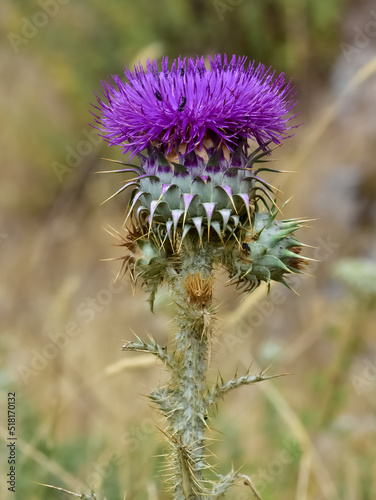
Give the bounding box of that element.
[93,54,297,158]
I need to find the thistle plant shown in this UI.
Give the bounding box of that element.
[92,54,309,499]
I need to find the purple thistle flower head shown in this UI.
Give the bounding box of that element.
[93,54,297,158]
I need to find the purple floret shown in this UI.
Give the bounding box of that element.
[92,54,297,157]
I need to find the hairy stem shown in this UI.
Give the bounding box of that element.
[168,239,214,500]
[119,236,283,499]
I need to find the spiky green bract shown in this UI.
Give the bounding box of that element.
[123,211,307,311]
[104,139,278,243]
[129,238,171,312]
[226,212,309,293]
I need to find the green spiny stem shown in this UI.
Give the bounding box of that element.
[206,370,289,408]
[36,484,100,499]
[149,387,173,417]
[122,335,173,368]
[118,224,305,499]
[209,470,237,496]
[167,238,215,500]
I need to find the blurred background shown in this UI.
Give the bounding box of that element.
[1,0,376,499]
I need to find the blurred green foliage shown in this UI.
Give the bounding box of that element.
[334,258,376,302]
